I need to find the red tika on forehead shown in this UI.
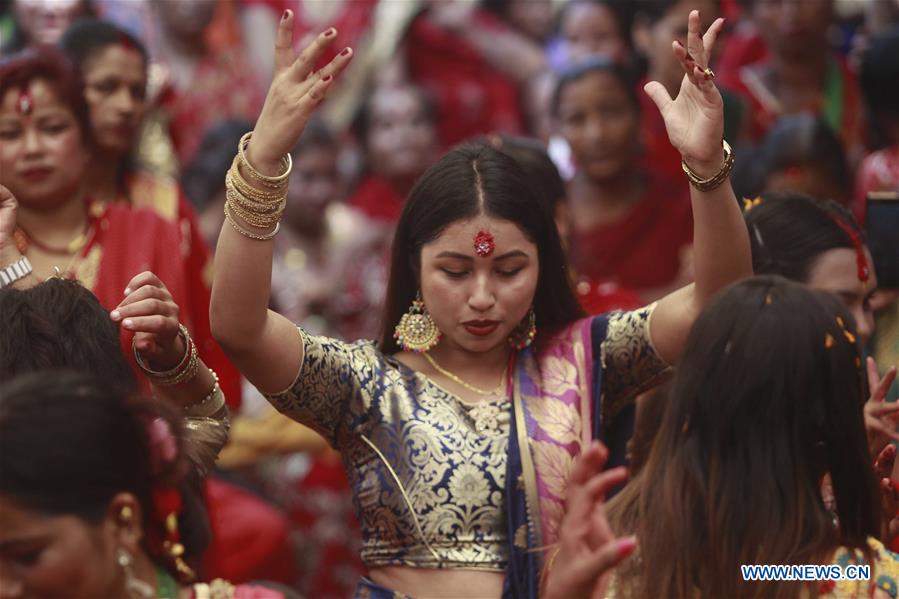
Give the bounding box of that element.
[474,230,495,257]
[16,87,33,116]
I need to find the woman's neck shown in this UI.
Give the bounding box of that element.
[18,191,88,247]
[85,151,125,205]
[426,338,511,386]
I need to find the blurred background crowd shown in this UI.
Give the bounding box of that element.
[1,0,897,596]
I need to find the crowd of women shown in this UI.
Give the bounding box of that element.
[1,0,898,598]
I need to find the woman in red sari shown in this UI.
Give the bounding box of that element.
[348,82,439,225]
[0,46,237,404]
[717,0,864,158]
[554,56,694,301]
[54,21,241,405]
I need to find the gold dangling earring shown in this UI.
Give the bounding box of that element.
[508,307,536,349]
[394,291,442,353]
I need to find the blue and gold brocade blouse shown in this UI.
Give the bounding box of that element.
[265,306,668,570]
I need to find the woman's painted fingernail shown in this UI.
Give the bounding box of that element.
[340,47,352,56]
[123,319,133,329]
[617,537,638,558]
[324,27,336,37]
[111,310,121,320]
[322,74,332,82]
[282,10,289,20]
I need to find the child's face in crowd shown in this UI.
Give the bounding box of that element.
[366,86,438,183]
[562,1,629,65]
[557,71,639,181]
[753,0,833,61]
[82,44,147,155]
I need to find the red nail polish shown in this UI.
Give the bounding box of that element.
[340,47,351,56]
[282,10,289,20]
[617,537,638,558]
[324,27,336,37]
[322,74,332,82]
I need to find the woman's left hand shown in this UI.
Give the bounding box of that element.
[543,441,636,599]
[644,10,726,175]
[111,271,185,371]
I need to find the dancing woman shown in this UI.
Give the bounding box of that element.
[210,9,751,598]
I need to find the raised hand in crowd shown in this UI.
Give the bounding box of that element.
[865,357,899,456]
[543,442,636,599]
[112,270,221,411]
[643,10,727,178]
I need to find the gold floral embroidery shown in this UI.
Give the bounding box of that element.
[448,463,491,510]
[601,304,671,419]
[531,440,574,500]
[526,355,579,397]
[526,394,581,445]
[265,328,510,570]
[540,498,565,546]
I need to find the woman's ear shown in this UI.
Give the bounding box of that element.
[104,492,144,553]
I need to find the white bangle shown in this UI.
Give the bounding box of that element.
[183,371,225,417]
[0,255,32,288]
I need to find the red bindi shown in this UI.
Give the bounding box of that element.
[16,88,33,116]
[474,230,495,257]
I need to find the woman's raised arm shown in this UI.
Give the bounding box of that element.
[210,12,353,393]
[641,10,753,365]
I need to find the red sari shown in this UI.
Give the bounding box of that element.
[405,8,525,148]
[570,174,693,293]
[347,174,405,224]
[50,198,241,407]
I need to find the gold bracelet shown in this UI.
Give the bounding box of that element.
[237,132,292,188]
[134,324,200,386]
[226,190,285,228]
[681,139,735,192]
[225,184,286,217]
[227,156,287,201]
[224,201,280,240]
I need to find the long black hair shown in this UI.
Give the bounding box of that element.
[745,192,865,283]
[378,141,585,353]
[635,275,877,598]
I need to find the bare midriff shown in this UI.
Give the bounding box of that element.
[369,566,505,598]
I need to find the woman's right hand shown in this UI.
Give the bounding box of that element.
[246,10,354,171]
[543,442,636,599]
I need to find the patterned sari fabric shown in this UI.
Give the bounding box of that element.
[265,306,669,596]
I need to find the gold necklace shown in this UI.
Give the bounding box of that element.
[423,352,507,397]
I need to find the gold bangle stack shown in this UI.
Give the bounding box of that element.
[134,324,200,386]
[223,132,292,240]
[681,139,735,192]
